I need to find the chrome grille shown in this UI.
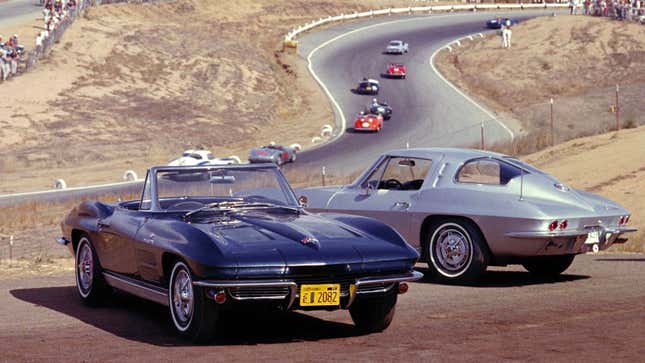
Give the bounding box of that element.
[292,275,357,297]
[356,282,395,294]
[228,286,290,300]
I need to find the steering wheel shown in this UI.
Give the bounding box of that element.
[384,178,402,190]
[166,201,205,211]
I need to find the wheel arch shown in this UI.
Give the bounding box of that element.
[161,252,184,286]
[419,215,492,262]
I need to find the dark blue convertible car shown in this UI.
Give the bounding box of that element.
[57,164,422,342]
[486,17,519,29]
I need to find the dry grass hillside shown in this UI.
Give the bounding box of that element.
[0,0,408,193]
[436,15,645,151]
[524,126,645,252]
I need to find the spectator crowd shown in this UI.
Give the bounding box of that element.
[571,0,645,22]
[1,0,81,83]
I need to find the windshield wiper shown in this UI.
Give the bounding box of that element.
[184,201,299,219]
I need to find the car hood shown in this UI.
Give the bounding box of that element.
[190,210,415,272]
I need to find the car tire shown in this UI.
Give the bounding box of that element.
[349,292,397,333]
[291,152,296,162]
[521,254,575,277]
[75,235,111,306]
[426,218,489,283]
[169,260,219,343]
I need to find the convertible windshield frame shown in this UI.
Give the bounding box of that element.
[141,164,298,212]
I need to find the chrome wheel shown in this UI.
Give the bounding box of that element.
[431,223,473,277]
[76,239,94,297]
[170,263,194,331]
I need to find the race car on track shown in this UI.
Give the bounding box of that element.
[57,164,422,342]
[486,17,519,29]
[385,63,406,79]
[384,40,409,54]
[168,150,239,166]
[297,148,636,283]
[353,111,384,132]
[248,144,297,165]
[367,98,392,120]
[355,78,380,95]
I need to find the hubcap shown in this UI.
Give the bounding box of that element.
[78,242,93,292]
[434,228,471,273]
[172,269,194,326]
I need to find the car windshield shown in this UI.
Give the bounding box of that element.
[141,167,297,210]
[389,41,401,46]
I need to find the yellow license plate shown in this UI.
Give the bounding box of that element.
[300,284,340,306]
[366,87,372,90]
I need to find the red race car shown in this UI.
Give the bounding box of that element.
[386,63,406,79]
[353,112,384,132]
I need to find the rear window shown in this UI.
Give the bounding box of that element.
[456,158,521,185]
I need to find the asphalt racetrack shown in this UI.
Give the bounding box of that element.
[2,253,644,360]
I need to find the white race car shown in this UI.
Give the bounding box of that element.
[168,150,239,166]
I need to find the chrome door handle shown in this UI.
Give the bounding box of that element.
[393,201,410,210]
[97,220,111,229]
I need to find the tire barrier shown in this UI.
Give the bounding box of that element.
[227,155,242,164]
[321,124,333,137]
[311,136,322,144]
[53,179,67,189]
[123,170,138,182]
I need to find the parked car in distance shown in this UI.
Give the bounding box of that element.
[168,150,239,166]
[486,17,519,29]
[385,40,409,54]
[57,164,423,342]
[248,144,297,165]
[367,98,393,120]
[297,148,636,283]
[353,111,384,132]
[356,78,380,95]
[385,63,406,79]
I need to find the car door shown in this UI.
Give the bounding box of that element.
[327,156,433,245]
[93,207,142,276]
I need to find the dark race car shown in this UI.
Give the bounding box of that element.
[355,78,380,95]
[367,99,393,120]
[486,17,519,29]
[57,164,422,342]
[248,144,297,165]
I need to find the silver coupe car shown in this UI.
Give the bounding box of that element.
[298,148,636,283]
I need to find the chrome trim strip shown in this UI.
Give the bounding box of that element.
[506,230,588,238]
[103,272,169,306]
[56,237,70,246]
[355,270,424,287]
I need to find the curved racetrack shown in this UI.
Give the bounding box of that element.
[0,10,555,204]
[287,10,553,176]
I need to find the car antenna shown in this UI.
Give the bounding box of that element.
[519,167,525,201]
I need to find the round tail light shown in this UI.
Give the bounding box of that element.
[548,220,558,231]
[624,215,630,224]
[559,220,568,230]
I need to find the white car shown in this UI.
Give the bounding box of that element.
[168,150,239,166]
[385,40,408,54]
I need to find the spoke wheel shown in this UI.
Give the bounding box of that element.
[426,219,489,283]
[168,260,219,343]
[75,235,109,305]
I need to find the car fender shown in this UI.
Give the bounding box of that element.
[319,212,415,251]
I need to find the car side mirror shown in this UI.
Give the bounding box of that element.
[298,195,308,207]
[362,183,375,196]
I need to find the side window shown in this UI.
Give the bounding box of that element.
[379,157,432,191]
[457,159,521,185]
[190,153,202,160]
[360,158,389,189]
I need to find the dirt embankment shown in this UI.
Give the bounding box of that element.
[0,0,408,193]
[435,15,645,150]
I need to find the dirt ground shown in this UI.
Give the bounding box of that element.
[0,0,412,193]
[435,15,645,150]
[1,253,644,361]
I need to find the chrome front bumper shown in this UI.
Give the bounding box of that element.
[193,270,423,310]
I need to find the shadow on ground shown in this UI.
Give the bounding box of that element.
[415,267,590,288]
[10,286,362,346]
